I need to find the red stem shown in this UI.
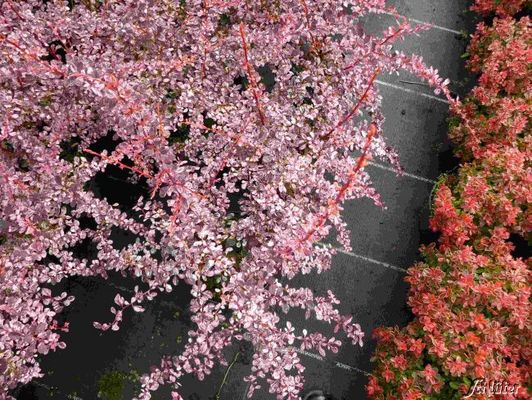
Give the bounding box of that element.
[299,0,316,47]
[83,148,153,178]
[239,22,266,126]
[320,68,380,141]
[298,124,377,246]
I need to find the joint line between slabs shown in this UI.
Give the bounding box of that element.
[380,11,463,35]
[336,249,408,273]
[375,79,450,104]
[242,381,252,400]
[316,242,407,273]
[366,161,436,184]
[295,349,372,377]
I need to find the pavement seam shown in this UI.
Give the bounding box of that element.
[294,349,373,377]
[242,381,252,400]
[366,160,437,184]
[380,11,463,35]
[376,79,450,104]
[315,242,408,273]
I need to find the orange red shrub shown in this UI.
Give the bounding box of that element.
[367,5,531,400]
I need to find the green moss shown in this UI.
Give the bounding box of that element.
[97,371,127,400]
[97,368,142,400]
[128,370,140,383]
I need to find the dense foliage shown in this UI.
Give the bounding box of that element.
[0,1,452,399]
[367,5,531,400]
[451,16,531,164]
[471,0,531,17]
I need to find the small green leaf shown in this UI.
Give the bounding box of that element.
[449,381,460,390]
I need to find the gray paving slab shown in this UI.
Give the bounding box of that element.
[372,82,451,180]
[363,13,474,98]
[278,250,411,371]
[322,167,433,269]
[387,0,477,32]
[13,276,247,400]
[247,353,367,400]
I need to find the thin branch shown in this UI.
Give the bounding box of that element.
[334,123,377,204]
[239,22,266,125]
[298,124,377,246]
[319,68,381,141]
[83,148,153,179]
[215,351,240,400]
[299,0,317,47]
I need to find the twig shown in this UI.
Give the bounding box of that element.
[83,148,153,179]
[239,22,266,126]
[215,351,240,400]
[319,68,380,141]
[287,123,376,253]
[299,0,316,47]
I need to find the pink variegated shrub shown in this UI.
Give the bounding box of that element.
[0,1,451,398]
